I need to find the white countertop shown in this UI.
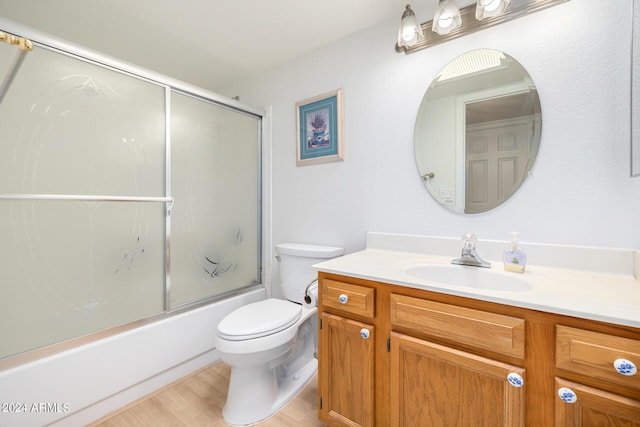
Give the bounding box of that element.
[312,232,640,328]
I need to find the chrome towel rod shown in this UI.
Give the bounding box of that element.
[0,194,173,203]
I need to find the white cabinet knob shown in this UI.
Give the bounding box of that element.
[558,387,577,403]
[339,294,348,304]
[507,373,524,387]
[360,328,370,339]
[613,359,637,376]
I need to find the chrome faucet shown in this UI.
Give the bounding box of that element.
[451,233,491,268]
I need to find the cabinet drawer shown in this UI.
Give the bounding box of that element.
[321,279,375,319]
[390,294,525,359]
[556,325,640,389]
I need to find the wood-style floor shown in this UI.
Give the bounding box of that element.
[90,362,326,427]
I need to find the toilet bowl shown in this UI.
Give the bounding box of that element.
[215,243,343,426]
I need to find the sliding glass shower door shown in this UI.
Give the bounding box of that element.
[0,34,262,360]
[170,91,261,307]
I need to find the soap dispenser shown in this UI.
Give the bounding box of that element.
[503,232,527,273]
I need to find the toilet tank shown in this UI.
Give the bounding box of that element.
[275,243,344,304]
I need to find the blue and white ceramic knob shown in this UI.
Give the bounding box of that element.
[360,328,370,339]
[613,359,637,376]
[558,387,577,403]
[339,294,348,304]
[507,373,524,387]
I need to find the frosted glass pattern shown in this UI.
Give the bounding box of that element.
[0,47,165,196]
[170,91,260,307]
[0,201,165,358]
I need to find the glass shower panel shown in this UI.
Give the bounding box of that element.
[0,46,165,196]
[170,91,260,307]
[0,201,165,359]
[0,44,167,359]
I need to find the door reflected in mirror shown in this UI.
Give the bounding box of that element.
[414,49,541,214]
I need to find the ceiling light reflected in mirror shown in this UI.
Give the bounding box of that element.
[437,49,505,81]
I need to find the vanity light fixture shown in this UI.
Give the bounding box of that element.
[397,4,425,48]
[395,0,571,54]
[476,0,511,20]
[433,0,462,35]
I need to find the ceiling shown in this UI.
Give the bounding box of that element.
[0,0,477,92]
[0,0,396,91]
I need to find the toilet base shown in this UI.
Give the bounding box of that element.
[222,358,318,426]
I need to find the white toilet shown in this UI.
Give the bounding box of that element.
[215,242,343,426]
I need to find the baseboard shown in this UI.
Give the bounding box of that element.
[52,350,220,427]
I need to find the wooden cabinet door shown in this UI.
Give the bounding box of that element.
[319,312,374,427]
[555,378,640,427]
[390,332,525,427]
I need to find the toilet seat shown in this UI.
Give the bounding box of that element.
[217,298,302,341]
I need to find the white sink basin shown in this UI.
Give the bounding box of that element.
[404,264,532,291]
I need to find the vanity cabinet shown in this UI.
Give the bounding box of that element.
[389,294,526,426]
[389,333,525,426]
[317,272,640,427]
[554,326,640,426]
[318,279,376,426]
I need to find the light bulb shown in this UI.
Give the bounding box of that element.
[397,4,424,48]
[433,0,461,35]
[476,0,510,20]
[401,22,419,42]
[438,16,454,29]
[481,0,502,12]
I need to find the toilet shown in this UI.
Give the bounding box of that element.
[215,242,343,426]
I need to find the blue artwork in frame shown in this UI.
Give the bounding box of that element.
[296,89,344,166]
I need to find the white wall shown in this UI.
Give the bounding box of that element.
[226,1,639,297]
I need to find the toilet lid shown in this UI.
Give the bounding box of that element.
[217,299,302,341]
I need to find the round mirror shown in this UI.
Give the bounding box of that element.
[414,49,541,214]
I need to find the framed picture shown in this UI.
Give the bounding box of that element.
[296,88,344,166]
